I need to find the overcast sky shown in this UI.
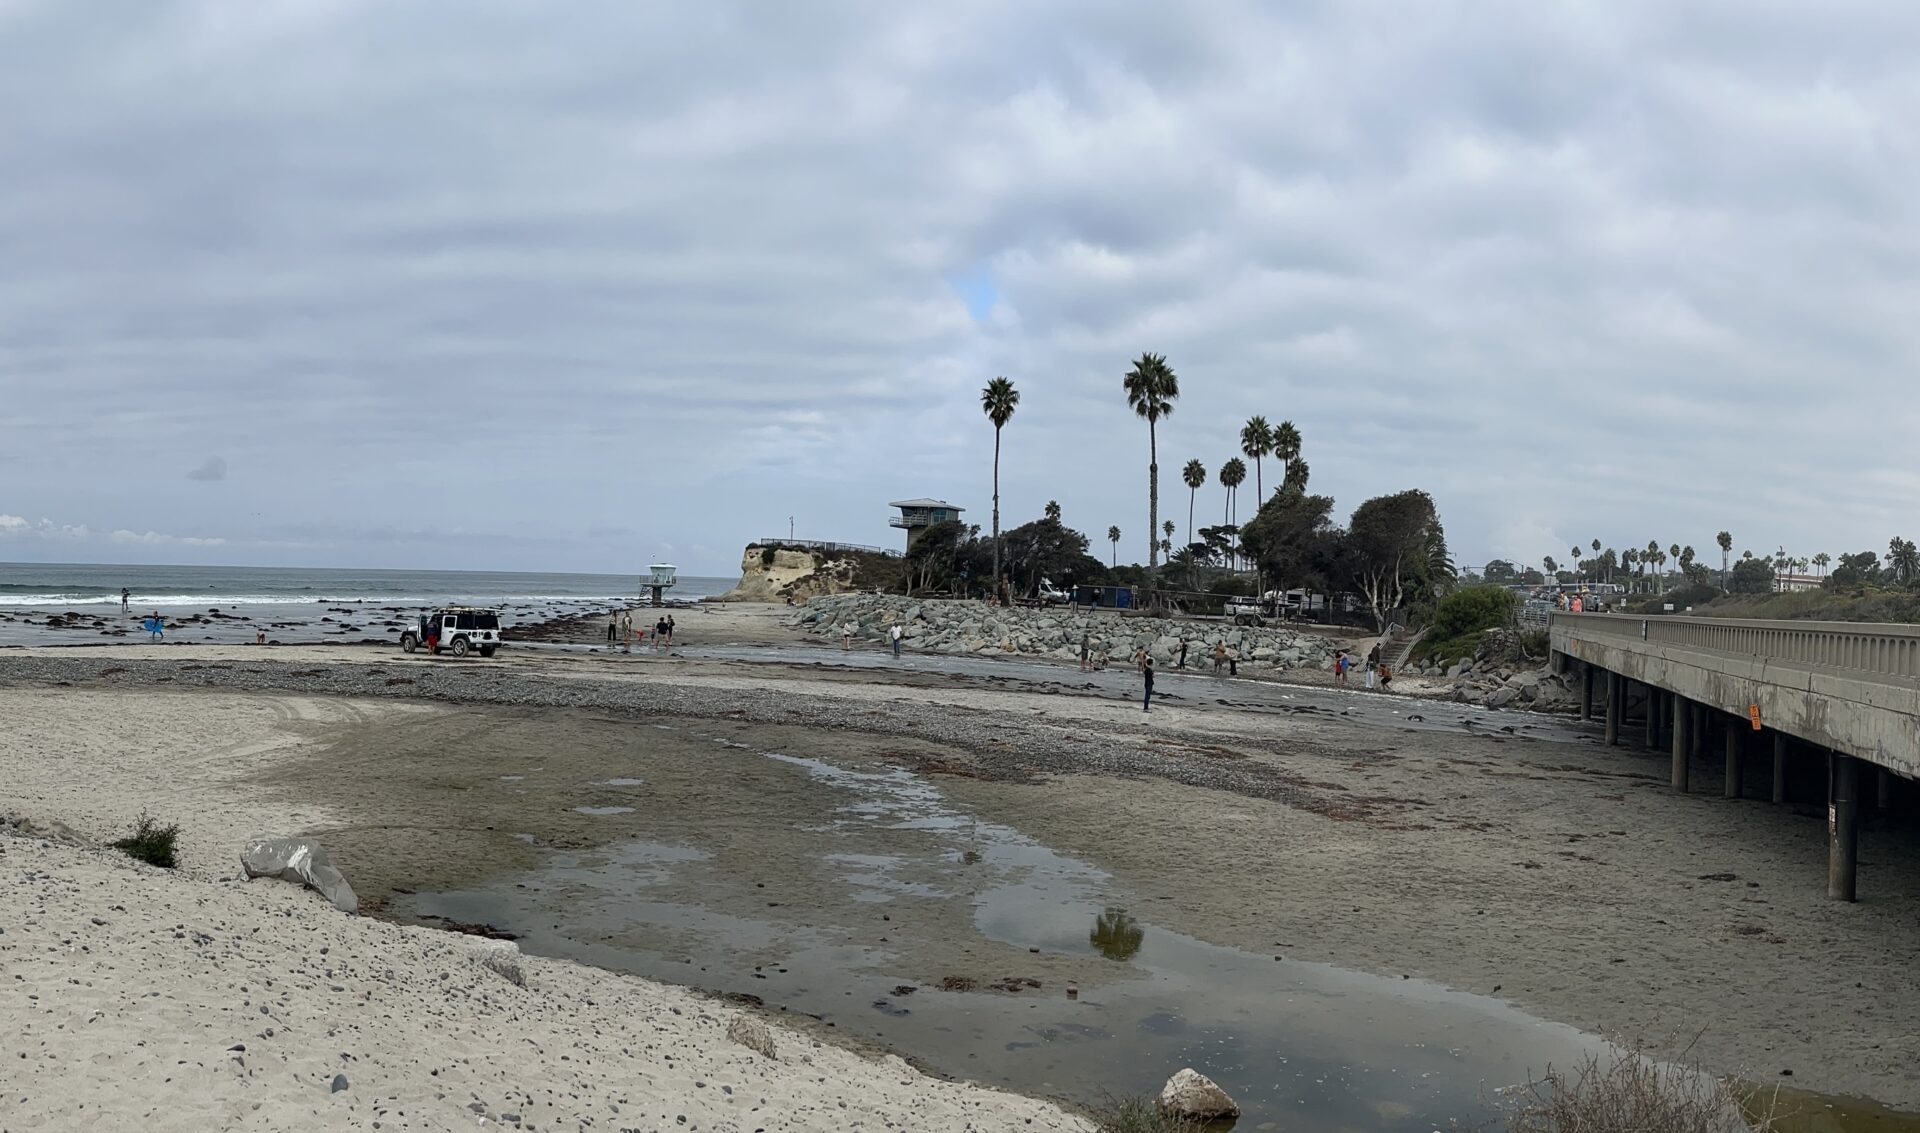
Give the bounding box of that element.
[4,1,1918,577]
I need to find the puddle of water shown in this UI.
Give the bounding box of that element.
[401,737,1905,1132]
[600,778,645,787]
[498,775,524,783]
[572,805,635,816]
[1743,1087,1920,1133]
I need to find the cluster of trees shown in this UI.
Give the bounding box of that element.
[1236,487,1453,631]
[971,357,1454,629]
[902,499,1107,601]
[1487,528,1920,602]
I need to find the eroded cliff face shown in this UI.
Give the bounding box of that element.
[714,545,869,602]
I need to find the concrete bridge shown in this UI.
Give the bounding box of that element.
[1549,612,1917,901]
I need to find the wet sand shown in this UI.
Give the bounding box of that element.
[3,640,1917,1120]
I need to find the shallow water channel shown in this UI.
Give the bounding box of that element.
[394,723,1638,1131]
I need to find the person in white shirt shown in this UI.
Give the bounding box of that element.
[889,622,904,658]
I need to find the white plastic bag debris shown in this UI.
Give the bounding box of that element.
[240,837,358,914]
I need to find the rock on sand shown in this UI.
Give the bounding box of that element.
[1159,1067,1240,1120]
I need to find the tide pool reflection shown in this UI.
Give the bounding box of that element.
[1091,907,1144,961]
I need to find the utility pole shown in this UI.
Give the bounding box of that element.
[789,516,795,542]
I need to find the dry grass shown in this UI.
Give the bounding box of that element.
[1089,1096,1208,1133]
[1503,1043,1780,1133]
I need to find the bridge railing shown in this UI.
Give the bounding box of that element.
[1551,612,1920,684]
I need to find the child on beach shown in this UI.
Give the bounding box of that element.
[842,623,853,650]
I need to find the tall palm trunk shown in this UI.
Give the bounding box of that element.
[1147,423,1160,568]
[990,425,1002,593]
[1253,456,1262,502]
[1187,487,1196,548]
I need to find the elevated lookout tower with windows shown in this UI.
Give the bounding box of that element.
[888,498,964,552]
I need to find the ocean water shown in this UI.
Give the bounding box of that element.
[0,562,734,608]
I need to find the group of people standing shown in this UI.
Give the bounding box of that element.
[605,611,675,651]
[1332,642,1392,690]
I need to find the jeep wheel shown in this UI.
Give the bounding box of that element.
[452,636,471,658]
[479,645,496,658]
[401,635,416,654]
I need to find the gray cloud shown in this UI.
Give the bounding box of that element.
[0,1,1916,574]
[186,456,227,482]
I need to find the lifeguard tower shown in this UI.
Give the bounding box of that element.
[642,564,677,607]
[888,498,965,552]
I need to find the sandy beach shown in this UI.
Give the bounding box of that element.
[4,611,1918,1128]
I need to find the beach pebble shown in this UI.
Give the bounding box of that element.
[330,1073,349,1093]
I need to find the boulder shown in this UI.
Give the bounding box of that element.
[1158,1068,1239,1121]
[1488,686,1520,708]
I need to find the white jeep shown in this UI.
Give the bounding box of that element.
[400,607,502,658]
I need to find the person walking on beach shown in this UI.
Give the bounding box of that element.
[1141,655,1155,713]
[606,615,617,645]
[1079,630,1092,672]
[1212,641,1227,674]
[655,616,670,651]
[120,587,130,614]
[1334,650,1350,685]
[842,621,854,650]
[1177,638,1189,669]
[665,615,675,646]
[889,621,904,658]
[1365,642,1382,690]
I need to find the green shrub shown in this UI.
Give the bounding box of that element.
[1090,1097,1206,1133]
[1429,584,1518,641]
[760,546,777,566]
[111,813,180,869]
[1414,586,1531,666]
[1417,628,1489,667]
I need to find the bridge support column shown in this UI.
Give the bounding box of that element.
[1580,665,1593,722]
[1829,753,1860,902]
[1643,686,1658,748]
[1878,767,1894,813]
[1602,671,1619,746]
[1771,734,1787,804]
[1670,695,1691,792]
[1724,723,1743,799]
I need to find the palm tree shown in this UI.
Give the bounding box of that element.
[1123,353,1180,568]
[1273,421,1302,492]
[1813,551,1831,579]
[1107,526,1121,567]
[1182,459,1206,546]
[1717,531,1733,586]
[1220,458,1246,569]
[1240,416,1273,500]
[980,377,1019,593]
[1282,457,1309,493]
[1543,555,1557,579]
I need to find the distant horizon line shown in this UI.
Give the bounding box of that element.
[0,558,736,579]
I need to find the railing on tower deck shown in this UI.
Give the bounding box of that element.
[1550,611,1920,685]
